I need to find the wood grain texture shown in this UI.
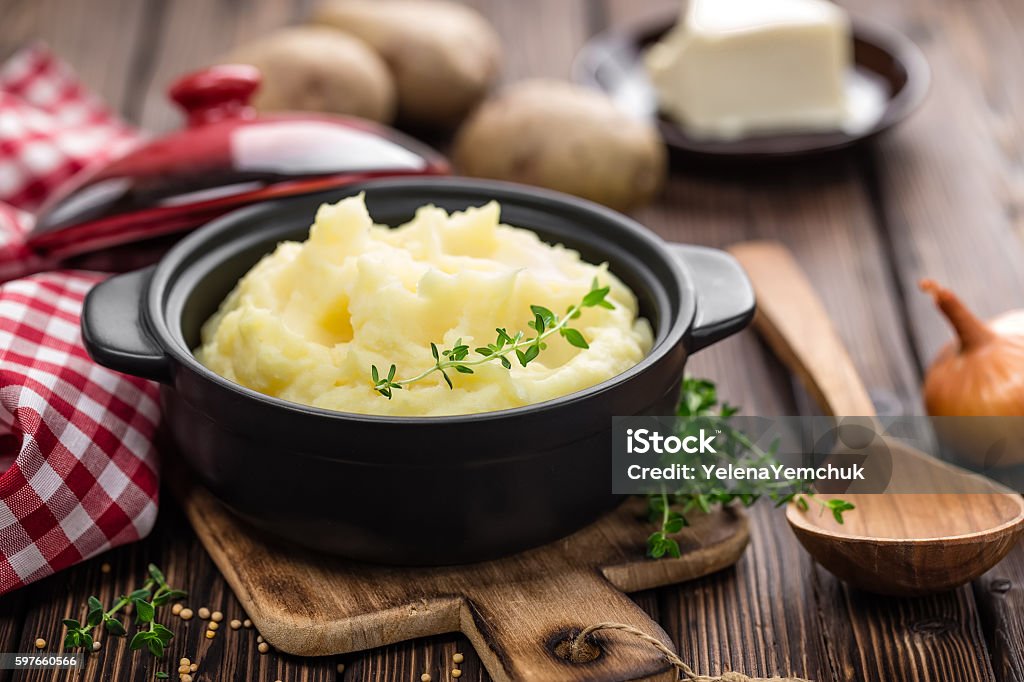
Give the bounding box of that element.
[1,0,1023,679]
[177,481,749,682]
[13,500,339,682]
[134,0,315,132]
[841,0,1024,676]
[0,0,148,108]
[598,1,1000,679]
[728,242,877,417]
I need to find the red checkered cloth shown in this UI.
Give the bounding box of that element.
[0,45,160,594]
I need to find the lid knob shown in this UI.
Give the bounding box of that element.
[169,65,261,127]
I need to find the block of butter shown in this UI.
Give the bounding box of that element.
[646,0,854,140]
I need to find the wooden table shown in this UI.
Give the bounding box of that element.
[2,0,1023,680]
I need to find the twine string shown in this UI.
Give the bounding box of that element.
[568,622,811,682]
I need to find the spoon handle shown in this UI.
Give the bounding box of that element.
[728,241,876,417]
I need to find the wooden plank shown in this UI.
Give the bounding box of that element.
[460,0,593,83]
[839,1,1024,680]
[598,1,1000,680]
[842,0,1024,361]
[975,552,1024,682]
[0,588,27,682]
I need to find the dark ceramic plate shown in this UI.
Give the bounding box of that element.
[572,13,930,160]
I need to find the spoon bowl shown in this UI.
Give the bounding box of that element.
[787,440,1024,595]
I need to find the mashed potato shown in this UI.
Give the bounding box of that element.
[196,195,653,416]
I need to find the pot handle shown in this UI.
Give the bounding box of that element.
[670,244,755,353]
[82,267,173,384]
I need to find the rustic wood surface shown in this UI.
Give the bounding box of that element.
[1,0,1023,680]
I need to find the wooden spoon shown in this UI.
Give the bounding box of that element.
[728,241,1024,596]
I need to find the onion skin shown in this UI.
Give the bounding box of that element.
[921,280,1024,417]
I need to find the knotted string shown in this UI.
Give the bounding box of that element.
[568,622,811,682]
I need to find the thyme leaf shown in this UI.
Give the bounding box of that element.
[372,279,613,398]
[63,563,185,658]
[646,378,855,560]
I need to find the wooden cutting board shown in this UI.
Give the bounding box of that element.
[176,481,749,682]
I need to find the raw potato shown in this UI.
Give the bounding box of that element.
[453,80,666,212]
[312,0,501,129]
[228,27,396,123]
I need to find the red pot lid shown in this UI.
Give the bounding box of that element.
[29,65,450,260]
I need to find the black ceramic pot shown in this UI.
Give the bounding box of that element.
[81,178,754,565]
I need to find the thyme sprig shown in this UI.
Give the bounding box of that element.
[372,279,614,398]
[63,563,185,658]
[646,379,855,559]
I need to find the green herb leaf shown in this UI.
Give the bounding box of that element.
[646,377,855,561]
[561,328,589,349]
[129,631,149,651]
[530,305,556,327]
[663,512,687,534]
[147,564,166,585]
[134,599,155,624]
[128,588,151,602]
[63,618,81,630]
[157,673,170,679]
[153,589,187,607]
[152,624,174,645]
[104,618,127,636]
[582,286,611,308]
[147,637,164,658]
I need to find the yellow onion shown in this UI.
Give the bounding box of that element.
[920,280,1024,469]
[920,279,1024,416]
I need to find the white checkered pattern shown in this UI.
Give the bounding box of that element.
[0,46,159,594]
